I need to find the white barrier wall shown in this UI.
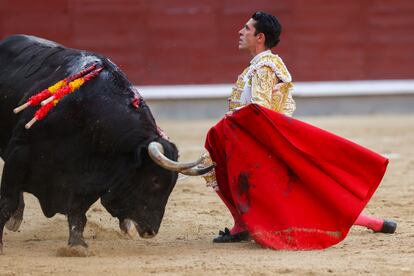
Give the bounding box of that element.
[137,80,414,119]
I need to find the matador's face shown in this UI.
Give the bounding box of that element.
[238,18,258,52]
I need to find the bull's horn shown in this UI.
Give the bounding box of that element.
[179,163,215,176]
[148,142,207,171]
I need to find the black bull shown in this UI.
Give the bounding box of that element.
[0,35,210,253]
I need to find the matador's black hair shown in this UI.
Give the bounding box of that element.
[252,11,282,48]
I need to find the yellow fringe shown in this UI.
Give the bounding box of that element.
[68,78,85,92]
[48,80,66,94]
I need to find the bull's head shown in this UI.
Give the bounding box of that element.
[101,138,213,239]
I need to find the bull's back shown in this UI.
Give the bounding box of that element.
[0,35,78,153]
[0,35,68,105]
[0,35,140,159]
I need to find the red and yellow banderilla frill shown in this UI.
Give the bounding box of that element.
[13,64,98,114]
[13,64,103,129]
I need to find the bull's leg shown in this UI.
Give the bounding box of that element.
[0,146,29,254]
[0,197,18,254]
[68,212,88,247]
[67,197,96,247]
[5,192,24,232]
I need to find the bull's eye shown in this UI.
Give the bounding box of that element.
[152,177,161,189]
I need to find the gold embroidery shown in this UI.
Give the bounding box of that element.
[273,56,291,82]
[255,54,292,82]
[270,82,292,113]
[228,67,249,111]
[231,87,242,98]
[200,151,218,190]
[282,83,296,117]
[229,101,243,111]
[228,52,295,115]
[251,66,276,109]
[271,83,285,112]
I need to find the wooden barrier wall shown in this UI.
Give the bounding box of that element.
[1,0,413,85]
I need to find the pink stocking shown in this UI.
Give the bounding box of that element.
[354,213,384,232]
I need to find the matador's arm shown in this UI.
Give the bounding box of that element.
[250,66,277,109]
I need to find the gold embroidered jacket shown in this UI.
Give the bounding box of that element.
[228,50,295,116]
[203,51,296,189]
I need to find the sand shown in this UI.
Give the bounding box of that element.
[0,115,413,275]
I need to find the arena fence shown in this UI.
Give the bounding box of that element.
[137,80,414,119]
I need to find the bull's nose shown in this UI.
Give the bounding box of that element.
[142,230,157,239]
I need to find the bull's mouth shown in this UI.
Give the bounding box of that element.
[120,219,157,239]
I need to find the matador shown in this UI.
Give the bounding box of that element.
[201,12,396,249]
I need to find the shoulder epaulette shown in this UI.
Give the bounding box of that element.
[252,54,292,83]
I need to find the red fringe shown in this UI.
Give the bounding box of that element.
[83,67,103,81]
[27,66,103,124]
[34,101,55,120]
[24,64,99,108]
[28,89,52,105]
[65,64,97,82]
[53,86,72,102]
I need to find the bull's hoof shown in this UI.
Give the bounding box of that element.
[377,219,397,234]
[5,216,23,232]
[56,245,94,257]
[68,238,88,248]
[5,202,24,232]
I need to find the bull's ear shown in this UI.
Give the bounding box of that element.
[134,145,148,168]
[156,138,179,161]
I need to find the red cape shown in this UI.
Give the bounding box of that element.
[205,104,388,250]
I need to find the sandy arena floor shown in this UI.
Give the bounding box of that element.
[0,115,413,275]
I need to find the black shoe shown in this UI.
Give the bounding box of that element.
[376,219,397,234]
[213,227,250,243]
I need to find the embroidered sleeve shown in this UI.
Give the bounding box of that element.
[251,66,277,109]
[283,88,296,117]
[200,151,218,191]
[269,82,296,116]
[228,68,249,111]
